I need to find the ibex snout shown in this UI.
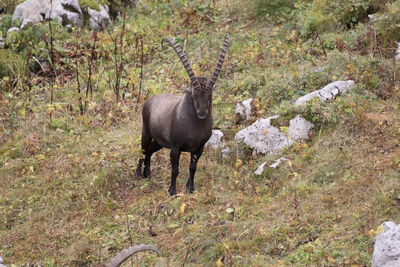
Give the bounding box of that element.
[197,110,208,119]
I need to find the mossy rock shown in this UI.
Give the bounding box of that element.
[80,0,101,11]
[0,49,25,80]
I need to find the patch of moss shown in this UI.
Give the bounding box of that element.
[79,0,101,11]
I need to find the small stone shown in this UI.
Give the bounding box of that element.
[368,14,378,23]
[395,42,400,62]
[269,157,288,168]
[288,115,314,140]
[254,162,267,175]
[205,130,224,149]
[236,98,253,121]
[221,147,230,159]
[6,27,20,35]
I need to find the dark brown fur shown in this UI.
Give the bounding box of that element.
[136,36,229,195]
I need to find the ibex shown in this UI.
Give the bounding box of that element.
[136,35,229,196]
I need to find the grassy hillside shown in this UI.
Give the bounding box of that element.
[1,0,399,266]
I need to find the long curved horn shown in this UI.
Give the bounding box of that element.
[162,37,201,90]
[105,244,160,267]
[207,34,230,90]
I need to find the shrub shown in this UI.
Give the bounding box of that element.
[254,0,296,19]
[0,49,25,79]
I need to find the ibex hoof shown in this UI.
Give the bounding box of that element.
[143,169,151,178]
[168,187,177,196]
[135,168,143,178]
[186,183,195,194]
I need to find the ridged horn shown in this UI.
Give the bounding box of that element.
[105,244,160,267]
[162,37,201,91]
[207,34,230,90]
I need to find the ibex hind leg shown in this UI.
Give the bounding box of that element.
[136,128,152,178]
[143,140,162,178]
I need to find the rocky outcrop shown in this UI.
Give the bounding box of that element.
[11,0,111,30]
[235,115,313,154]
[12,0,83,27]
[88,4,111,31]
[372,221,400,267]
[295,80,355,106]
[235,115,291,154]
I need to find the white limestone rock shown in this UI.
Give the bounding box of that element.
[236,98,253,121]
[235,115,293,154]
[395,42,400,62]
[0,256,6,267]
[205,130,224,149]
[254,157,289,175]
[88,4,111,31]
[12,0,83,27]
[295,80,355,106]
[269,157,288,168]
[288,115,314,140]
[372,221,400,267]
[6,27,19,34]
[254,162,267,175]
[221,147,231,159]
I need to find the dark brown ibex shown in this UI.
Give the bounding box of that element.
[136,35,229,196]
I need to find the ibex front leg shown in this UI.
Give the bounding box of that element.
[187,147,203,194]
[168,148,181,196]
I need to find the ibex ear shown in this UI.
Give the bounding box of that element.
[207,34,230,90]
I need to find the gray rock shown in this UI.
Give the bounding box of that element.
[20,18,36,29]
[254,157,289,175]
[368,14,378,23]
[88,4,111,31]
[288,115,314,140]
[254,162,267,175]
[0,255,6,267]
[295,80,355,106]
[205,130,224,149]
[236,98,253,121]
[235,115,293,154]
[269,157,288,168]
[395,42,400,62]
[12,0,83,27]
[221,147,230,159]
[6,27,20,34]
[235,114,315,154]
[372,221,400,267]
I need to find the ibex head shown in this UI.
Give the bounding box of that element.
[162,35,230,120]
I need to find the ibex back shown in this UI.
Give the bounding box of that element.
[136,35,229,196]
